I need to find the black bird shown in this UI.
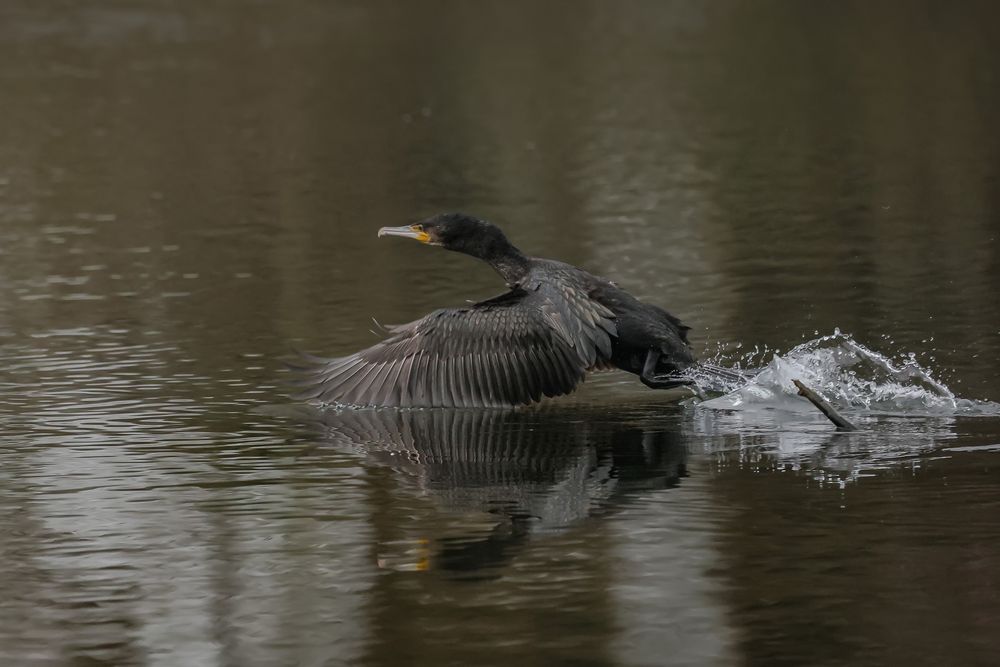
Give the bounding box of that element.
[291,213,705,408]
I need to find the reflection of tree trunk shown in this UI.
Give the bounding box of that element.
[206,501,244,667]
[710,457,1000,665]
[0,469,147,665]
[690,2,1000,382]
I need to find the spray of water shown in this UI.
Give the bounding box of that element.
[689,329,1000,417]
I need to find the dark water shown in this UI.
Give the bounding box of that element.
[2,1,999,665]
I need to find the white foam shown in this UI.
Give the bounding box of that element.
[694,330,1000,417]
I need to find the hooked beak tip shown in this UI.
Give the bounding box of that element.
[377,225,431,243]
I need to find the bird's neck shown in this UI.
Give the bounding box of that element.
[487,247,530,285]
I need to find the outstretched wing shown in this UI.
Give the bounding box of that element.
[289,286,617,408]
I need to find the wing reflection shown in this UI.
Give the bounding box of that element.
[296,407,687,576]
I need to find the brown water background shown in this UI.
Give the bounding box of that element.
[1,2,999,665]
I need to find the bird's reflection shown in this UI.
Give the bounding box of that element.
[294,406,688,576]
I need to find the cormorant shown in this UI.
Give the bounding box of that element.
[291,213,705,408]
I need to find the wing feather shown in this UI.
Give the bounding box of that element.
[396,353,416,405]
[290,284,616,408]
[366,362,393,406]
[489,348,511,405]
[413,352,430,405]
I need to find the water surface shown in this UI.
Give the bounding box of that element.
[1,1,999,665]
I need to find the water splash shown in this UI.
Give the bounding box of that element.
[692,330,1000,417]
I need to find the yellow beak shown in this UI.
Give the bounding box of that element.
[377,225,431,243]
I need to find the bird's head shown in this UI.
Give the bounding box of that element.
[378,213,516,261]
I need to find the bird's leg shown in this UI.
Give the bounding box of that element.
[639,349,696,390]
[641,348,660,381]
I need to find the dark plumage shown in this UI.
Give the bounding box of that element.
[290,213,700,408]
